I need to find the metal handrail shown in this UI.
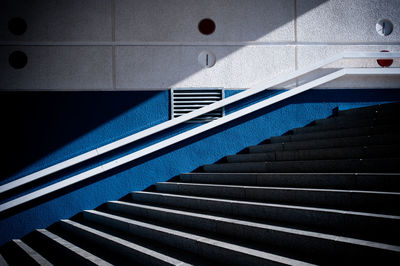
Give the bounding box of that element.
[1,52,399,214]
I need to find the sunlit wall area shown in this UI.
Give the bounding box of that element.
[1,0,399,91]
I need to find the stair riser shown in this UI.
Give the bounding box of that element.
[292,118,399,135]
[130,193,400,245]
[250,135,400,153]
[270,124,400,143]
[203,159,400,173]
[228,145,399,163]
[179,173,400,191]
[105,201,399,262]
[155,183,400,215]
[82,211,284,266]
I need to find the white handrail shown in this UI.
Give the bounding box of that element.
[0,52,399,214]
[0,52,398,195]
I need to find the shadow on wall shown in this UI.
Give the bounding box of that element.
[2,88,400,220]
[0,88,399,245]
[0,0,330,181]
[0,0,330,89]
[0,91,167,181]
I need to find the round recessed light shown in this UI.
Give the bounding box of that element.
[8,17,27,35]
[9,51,28,69]
[198,18,216,35]
[376,19,393,36]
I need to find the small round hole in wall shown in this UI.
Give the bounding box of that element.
[377,50,393,67]
[9,51,28,69]
[8,17,27,35]
[376,19,393,36]
[198,18,215,35]
[198,50,216,68]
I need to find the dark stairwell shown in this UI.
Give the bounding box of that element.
[1,102,400,265]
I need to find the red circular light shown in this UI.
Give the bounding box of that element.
[198,19,215,35]
[377,50,393,67]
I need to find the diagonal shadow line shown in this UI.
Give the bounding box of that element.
[2,87,400,219]
[1,0,329,180]
[0,91,165,180]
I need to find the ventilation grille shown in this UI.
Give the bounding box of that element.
[171,88,224,123]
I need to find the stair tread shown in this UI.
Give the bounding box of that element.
[131,191,400,220]
[250,133,400,152]
[10,239,52,265]
[34,229,113,266]
[130,191,400,246]
[270,124,400,143]
[157,182,400,195]
[202,157,400,173]
[83,210,314,266]
[291,116,400,134]
[59,219,193,266]
[105,200,400,253]
[228,144,400,162]
[337,102,400,115]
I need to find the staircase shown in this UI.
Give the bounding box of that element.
[1,102,400,265]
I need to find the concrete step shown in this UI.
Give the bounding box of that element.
[333,107,400,122]
[202,158,400,173]
[291,116,400,135]
[0,239,52,266]
[155,182,400,215]
[129,191,400,245]
[314,111,398,125]
[23,229,112,266]
[103,200,400,264]
[179,173,400,191]
[82,209,312,266]
[228,145,399,163]
[336,102,400,117]
[58,219,192,266]
[249,134,400,153]
[270,124,400,143]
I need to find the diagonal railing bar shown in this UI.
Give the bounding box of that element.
[0,52,399,203]
[1,66,399,214]
[1,52,398,195]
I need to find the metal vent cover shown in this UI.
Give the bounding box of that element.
[171,88,224,123]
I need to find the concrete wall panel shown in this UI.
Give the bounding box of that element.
[0,0,112,42]
[116,46,295,89]
[116,0,295,42]
[297,0,400,42]
[0,46,113,90]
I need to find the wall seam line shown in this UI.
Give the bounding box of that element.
[294,0,299,87]
[112,0,116,90]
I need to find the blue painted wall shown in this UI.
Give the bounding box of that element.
[0,89,399,245]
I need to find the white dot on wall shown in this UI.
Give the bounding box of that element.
[376,19,393,36]
[198,51,216,68]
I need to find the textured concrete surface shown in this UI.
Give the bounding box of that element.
[115,0,294,42]
[0,46,113,90]
[297,0,400,42]
[296,45,400,88]
[116,46,295,89]
[0,0,112,42]
[1,0,399,90]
